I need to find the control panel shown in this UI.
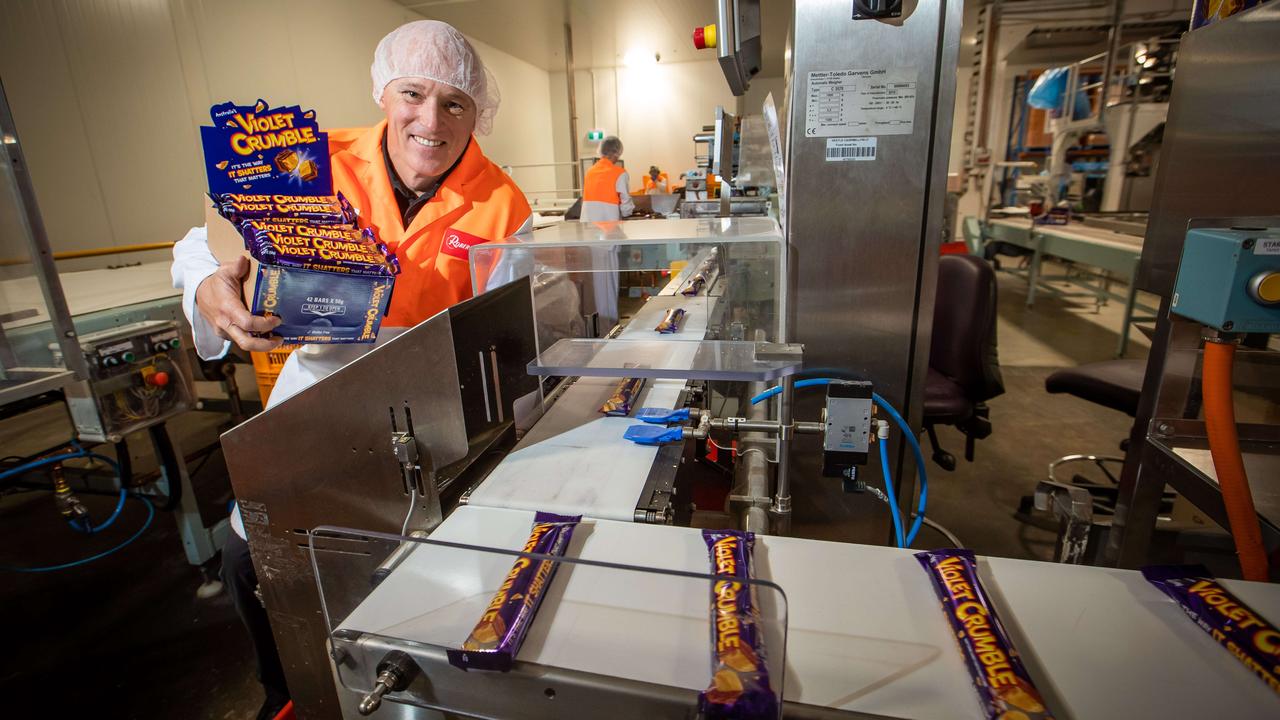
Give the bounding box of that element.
[1171,227,1280,333]
[51,320,195,442]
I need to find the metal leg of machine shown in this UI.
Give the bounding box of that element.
[149,423,230,572]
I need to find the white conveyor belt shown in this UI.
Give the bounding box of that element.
[0,261,178,329]
[341,505,1280,719]
[466,254,719,521]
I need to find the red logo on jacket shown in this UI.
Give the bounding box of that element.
[440,228,488,260]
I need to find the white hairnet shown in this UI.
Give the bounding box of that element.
[371,20,500,136]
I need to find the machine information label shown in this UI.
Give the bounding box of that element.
[1256,238,1280,255]
[825,137,877,161]
[805,68,916,137]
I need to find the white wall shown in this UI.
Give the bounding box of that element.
[0,0,557,272]
[551,59,740,195]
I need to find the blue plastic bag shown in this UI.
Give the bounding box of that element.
[1027,68,1092,120]
[1027,68,1068,110]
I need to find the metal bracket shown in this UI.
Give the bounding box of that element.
[1034,480,1095,564]
[753,342,805,361]
[390,404,441,533]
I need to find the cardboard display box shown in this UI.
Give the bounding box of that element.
[206,205,394,344]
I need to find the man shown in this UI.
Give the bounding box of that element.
[642,165,669,194]
[170,20,530,720]
[580,135,634,221]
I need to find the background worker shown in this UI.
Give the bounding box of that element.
[169,20,531,720]
[642,165,669,194]
[580,135,634,221]
[575,135,632,331]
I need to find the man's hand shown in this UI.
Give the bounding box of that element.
[195,256,283,352]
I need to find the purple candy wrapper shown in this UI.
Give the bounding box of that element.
[655,307,686,334]
[239,219,397,277]
[681,272,707,297]
[915,549,1055,720]
[213,191,357,224]
[1142,564,1280,695]
[681,249,720,296]
[600,376,645,416]
[447,512,581,672]
[700,530,778,720]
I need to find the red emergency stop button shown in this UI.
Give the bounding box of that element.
[693,24,717,50]
[147,371,170,387]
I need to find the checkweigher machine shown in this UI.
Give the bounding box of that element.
[221,220,1280,720]
[219,3,1280,719]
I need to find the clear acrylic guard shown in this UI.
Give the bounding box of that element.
[528,338,803,381]
[311,524,789,720]
[470,218,786,359]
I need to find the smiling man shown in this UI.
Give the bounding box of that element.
[168,20,530,719]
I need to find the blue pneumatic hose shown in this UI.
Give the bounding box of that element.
[879,437,906,548]
[750,379,929,546]
[69,488,128,534]
[1,447,125,535]
[1,495,155,573]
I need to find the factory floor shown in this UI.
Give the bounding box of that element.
[0,260,1169,719]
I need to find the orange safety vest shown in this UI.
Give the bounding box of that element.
[583,157,626,205]
[641,172,668,192]
[327,121,530,328]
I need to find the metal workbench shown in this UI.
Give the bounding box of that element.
[982,217,1158,356]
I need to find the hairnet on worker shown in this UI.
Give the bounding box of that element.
[371,20,501,136]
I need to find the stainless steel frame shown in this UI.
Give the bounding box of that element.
[221,278,539,717]
[1106,4,1280,567]
[780,0,961,540]
[0,76,85,403]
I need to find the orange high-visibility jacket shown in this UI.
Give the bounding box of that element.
[327,121,530,328]
[641,172,669,192]
[582,157,627,204]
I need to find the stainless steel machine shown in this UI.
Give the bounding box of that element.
[780,0,960,539]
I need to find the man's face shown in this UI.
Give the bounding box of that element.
[380,77,477,191]
[649,169,660,180]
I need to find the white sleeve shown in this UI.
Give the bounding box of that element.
[171,225,231,360]
[616,172,635,216]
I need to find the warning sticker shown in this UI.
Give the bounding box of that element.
[805,68,917,138]
[825,137,877,161]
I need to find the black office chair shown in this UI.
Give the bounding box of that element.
[1023,358,1151,557]
[1042,358,1146,488]
[923,255,1006,470]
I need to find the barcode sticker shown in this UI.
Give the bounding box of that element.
[825,137,877,162]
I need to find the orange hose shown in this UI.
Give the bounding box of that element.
[1201,341,1269,581]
